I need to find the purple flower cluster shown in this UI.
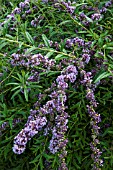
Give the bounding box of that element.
[13,115,47,154]
[12,64,76,169]
[56,65,78,89]
[81,1,112,15]
[12,63,78,159]
[0,0,31,29]
[31,15,44,27]
[31,18,39,27]
[40,39,60,50]
[81,71,92,87]
[105,0,112,7]
[90,142,103,170]
[48,92,68,170]
[67,40,104,169]
[81,5,96,11]
[49,111,68,154]
[100,0,113,13]
[91,13,101,21]
[0,13,16,28]
[61,1,76,15]
[11,52,56,70]
[11,52,56,84]
[10,31,96,170]
[53,0,76,15]
[80,70,103,169]
[79,12,92,27]
[56,75,68,90]
[0,122,8,132]
[47,65,77,169]
[79,12,86,20]
[65,36,93,52]
[30,53,56,69]
[6,13,15,21]
[100,7,107,14]
[11,53,30,67]
[82,53,90,64]
[75,47,92,70]
[19,0,30,9]
[79,3,113,27]
[13,7,21,14]
[66,37,85,48]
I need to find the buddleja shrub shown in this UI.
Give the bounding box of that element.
[0,0,113,170]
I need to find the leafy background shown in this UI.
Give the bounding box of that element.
[0,0,113,170]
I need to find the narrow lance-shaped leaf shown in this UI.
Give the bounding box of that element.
[25,31,34,45]
[42,34,50,47]
[24,88,28,102]
[45,51,54,58]
[93,72,111,83]
[11,89,20,99]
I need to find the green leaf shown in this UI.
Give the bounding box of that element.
[29,154,41,164]
[24,88,28,102]
[104,47,113,50]
[102,127,113,137]
[25,46,37,55]
[103,42,113,49]
[93,71,111,83]
[2,103,8,117]
[55,54,68,60]
[5,34,15,40]
[45,51,54,58]
[107,55,113,61]
[11,86,20,91]
[0,41,8,50]
[52,155,58,168]
[55,54,63,60]
[11,89,20,99]
[4,143,11,160]
[21,70,25,77]
[29,85,42,89]
[108,131,113,135]
[39,157,44,170]
[8,118,13,129]
[25,31,34,45]
[19,41,24,48]
[6,82,19,86]
[98,37,103,47]
[17,73,23,81]
[47,71,60,77]
[11,75,20,81]
[78,31,87,34]
[42,34,50,47]
[89,29,99,39]
[42,153,54,159]
[76,3,87,7]
[62,48,67,53]
[58,20,72,26]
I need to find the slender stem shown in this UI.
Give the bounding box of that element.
[0,66,16,85]
[0,37,76,58]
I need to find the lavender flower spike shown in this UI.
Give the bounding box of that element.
[13,115,47,154]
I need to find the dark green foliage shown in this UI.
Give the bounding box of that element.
[0,0,113,170]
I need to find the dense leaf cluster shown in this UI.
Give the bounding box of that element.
[0,0,113,170]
